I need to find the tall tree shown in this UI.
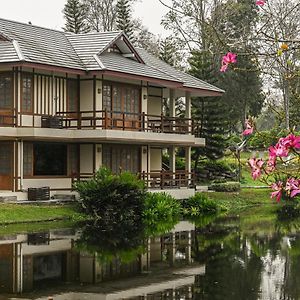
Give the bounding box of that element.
[83,0,117,32]
[116,0,134,41]
[189,50,230,163]
[63,0,89,33]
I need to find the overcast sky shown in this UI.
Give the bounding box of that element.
[0,0,169,36]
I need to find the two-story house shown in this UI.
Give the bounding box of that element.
[0,18,224,200]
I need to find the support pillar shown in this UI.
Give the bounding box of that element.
[169,89,175,117]
[185,146,192,185]
[185,91,192,134]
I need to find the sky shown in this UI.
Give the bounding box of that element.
[0,0,170,36]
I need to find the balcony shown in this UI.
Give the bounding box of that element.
[72,170,195,190]
[56,110,199,136]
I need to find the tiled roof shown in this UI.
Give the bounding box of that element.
[136,48,225,93]
[0,17,224,94]
[98,52,182,83]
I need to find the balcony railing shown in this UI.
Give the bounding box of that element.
[71,170,195,189]
[56,110,199,136]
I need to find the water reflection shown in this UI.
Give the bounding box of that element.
[2,207,300,299]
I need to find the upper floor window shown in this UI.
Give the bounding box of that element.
[0,74,12,109]
[67,79,78,112]
[21,73,33,113]
[103,83,140,116]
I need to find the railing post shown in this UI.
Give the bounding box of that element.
[78,112,82,129]
[104,109,108,129]
[161,170,164,190]
[161,113,164,133]
[122,112,125,130]
[142,112,145,132]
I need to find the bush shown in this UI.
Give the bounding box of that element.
[74,167,146,223]
[210,182,241,192]
[143,192,181,226]
[182,193,218,217]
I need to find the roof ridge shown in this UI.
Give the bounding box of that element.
[0,17,66,35]
[66,30,122,36]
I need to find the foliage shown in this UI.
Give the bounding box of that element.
[82,0,117,32]
[189,50,230,162]
[63,0,89,33]
[74,167,146,220]
[182,193,218,217]
[247,128,289,149]
[143,192,181,226]
[210,182,241,192]
[116,0,135,41]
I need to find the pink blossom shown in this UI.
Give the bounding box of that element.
[266,155,276,173]
[220,52,237,72]
[281,134,300,150]
[220,64,228,72]
[285,178,300,198]
[271,181,283,202]
[269,141,289,158]
[256,0,265,6]
[249,158,264,180]
[242,119,254,136]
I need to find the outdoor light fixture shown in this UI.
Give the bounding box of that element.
[97,88,102,94]
[143,94,147,100]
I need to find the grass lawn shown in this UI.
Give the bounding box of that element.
[206,188,274,212]
[0,204,85,225]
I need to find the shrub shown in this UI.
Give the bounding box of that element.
[74,167,146,223]
[143,192,181,226]
[182,193,218,217]
[210,182,241,192]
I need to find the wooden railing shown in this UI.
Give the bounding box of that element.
[56,110,199,136]
[0,113,17,127]
[71,170,195,189]
[141,170,195,189]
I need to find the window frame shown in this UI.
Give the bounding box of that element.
[21,72,34,113]
[0,72,13,110]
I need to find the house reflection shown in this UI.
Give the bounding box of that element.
[0,221,196,296]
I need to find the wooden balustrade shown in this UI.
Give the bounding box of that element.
[56,110,200,136]
[71,170,195,189]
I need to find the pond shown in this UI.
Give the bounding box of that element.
[1,205,300,299]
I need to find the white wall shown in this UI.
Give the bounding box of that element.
[80,144,93,173]
[80,80,93,111]
[22,178,72,190]
[150,148,162,171]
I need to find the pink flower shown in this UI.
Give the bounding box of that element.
[266,155,276,173]
[249,158,264,180]
[220,52,237,72]
[269,141,289,158]
[281,134,300,150]
[256,0,265,6]
[285,178,300,198]
[271,181,283,202]
[220,64,228,72]
[242,119,254,136]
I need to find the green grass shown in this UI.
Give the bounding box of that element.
[0,204,85,225]
[206,188,273,213]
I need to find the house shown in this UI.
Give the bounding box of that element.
[0,18,224,201]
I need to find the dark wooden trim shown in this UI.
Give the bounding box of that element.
[93,75,96,129]
[93,70,183,88]
[93,143,96,173]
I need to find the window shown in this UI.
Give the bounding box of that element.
[24,143,78,177]
[33,143,67,176]
[0,74,12,109]
[23,143,33,176]
[21,73,33,113]
[67,79,78,112]
[103,83,140,116]
[102,144,140,174]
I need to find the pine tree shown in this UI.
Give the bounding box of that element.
[189,50,230,164]
[116,0,134,41]
[63,0,89,34]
